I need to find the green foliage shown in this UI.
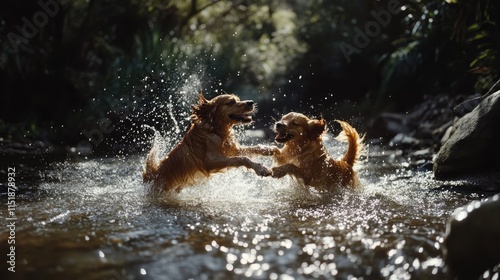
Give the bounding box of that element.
[377,0,500,111]
[1,0,499,145]
[467,18,500,92]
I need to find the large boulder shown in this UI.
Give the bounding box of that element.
[433,91,500,182]
[444,194,500,279]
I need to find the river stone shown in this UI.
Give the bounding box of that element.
[433,90,500,180]
[444,194,500,280]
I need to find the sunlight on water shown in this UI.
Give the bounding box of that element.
[2,131,479,279]
[1,76,489,280]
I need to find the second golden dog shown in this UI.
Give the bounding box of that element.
[271,112,364,191]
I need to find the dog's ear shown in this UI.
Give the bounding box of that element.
[308,118,326,139]
[191,91,213,121]
[197,90,208,105]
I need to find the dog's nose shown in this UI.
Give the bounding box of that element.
[276,122,285,131]
[245,101,255,108]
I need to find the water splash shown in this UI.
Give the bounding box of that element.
[12,55,490,279]
[141,124,170,159]
[9,136,483,280]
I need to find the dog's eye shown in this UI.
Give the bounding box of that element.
[225,100,236,105]
[291,121,299,126]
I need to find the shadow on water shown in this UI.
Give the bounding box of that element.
[0,137,494,280]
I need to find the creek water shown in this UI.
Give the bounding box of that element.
[0,134,489,280]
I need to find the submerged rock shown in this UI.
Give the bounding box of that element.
[433,91,500,183]
[444,194,500,280]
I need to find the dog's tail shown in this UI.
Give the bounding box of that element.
[335,120,364,167]
[143,146,159,182]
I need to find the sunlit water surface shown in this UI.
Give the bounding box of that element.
[0,139,487,280]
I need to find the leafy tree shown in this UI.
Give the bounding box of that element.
[377,0,500,111]
[1,0,499,147]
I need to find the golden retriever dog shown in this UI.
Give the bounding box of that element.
[142,92,276,193]
[271,112,363,191]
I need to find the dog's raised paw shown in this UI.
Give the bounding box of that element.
[271,166,287,178]
[253,163,272,177]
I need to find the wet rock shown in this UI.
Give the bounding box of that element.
[367,94,465,150]
[444,194,500,280]
[433,91,500,181]
[370,113,411,140]
[389,133,420,149]
[453,93,482,117]
[409,148,434,171]
[416,161,433,172]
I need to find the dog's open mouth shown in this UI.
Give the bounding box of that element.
[229,113,253,123]
[275,131,294,143]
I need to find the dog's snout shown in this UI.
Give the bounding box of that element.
[276,122,285,131]
[245,101,255,108]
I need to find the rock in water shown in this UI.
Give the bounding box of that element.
[434,91,500,180]
[444,194,500,280]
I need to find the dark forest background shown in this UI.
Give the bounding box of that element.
[1,0,499,153]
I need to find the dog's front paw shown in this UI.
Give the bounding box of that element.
[253,163,272,177]
[259,145,280,156]
[271,166,287,178]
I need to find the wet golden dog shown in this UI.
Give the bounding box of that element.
[271,112,363,190]
[143,93,275,193]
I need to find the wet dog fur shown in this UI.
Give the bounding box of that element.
[142,93,275,193]
[271,112,363,191]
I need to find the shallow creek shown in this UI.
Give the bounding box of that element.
[0,139,490,280]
